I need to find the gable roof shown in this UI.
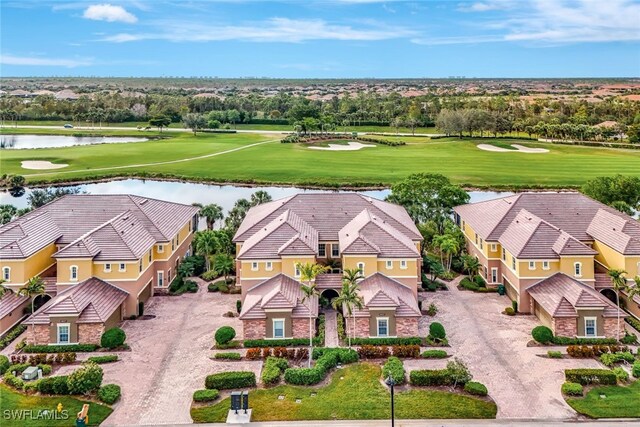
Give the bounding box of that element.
[0,211,63,259]
[352,273,421,318]
[587,209,640,255]
[238,274,317,320]
[0,292,29,319]
[25,277,128,325]
[527,273,624,318]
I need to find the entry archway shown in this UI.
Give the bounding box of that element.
[321,289,340,309]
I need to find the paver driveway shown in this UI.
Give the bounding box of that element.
[422,280,602,419]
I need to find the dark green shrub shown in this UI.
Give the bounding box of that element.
[551,336,616,345]
[38,375,71,395]
[213,352,241,360]
[621,332,637,344]
[511,300,518,312]
[37,364,52,375]
[0,355,10,374]
[8,363,30,374]
[409,369,452,386]
[215,326,236,345]
[193,389,219,402]
[565,368,617,385]
[473,275,486,287]
[100,328,126,349]
[261,357,288,386]
[427,283,437,292]
[3,372,24,390]
[67,362,104,394]
[421,350,448,359]
[207,282,219,292]
[0,325,27,350]
[632,361,640,378]
[236,300,242,314]
[23,344,98,353]
[88,355,118,364]
[532,326,553,344]
[244,337,321,348]
[286,348,357,385]
[460,278,479,291]
[464,381,488,396]
[429,322,446,340]
[547,351,563,359]
[205,371,256,390]
[382,357,405,385]
[98,384,121,404]
[311,348,358,363]
[561,382,583,396]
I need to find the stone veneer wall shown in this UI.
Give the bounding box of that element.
[292,318,310,339]
[78,323,105,345]
[603,317,626,338]
[396,317,419,337]
[243,319,266,340]
[552,317,577,337]
[27,324,50,345]
[353,317,370,338]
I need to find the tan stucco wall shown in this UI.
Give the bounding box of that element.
[593,240,640,274]
[56,259,93,284]
[368,309,396,336]
[49,315,79,344]
[342,255,378,276]
[0,299,30,336]
[559,256,595,282]
[265,310,293,338]
[576,309,605,337]
[1,243,57,287]
[240,260,282,279]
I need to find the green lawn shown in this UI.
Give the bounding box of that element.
[190,363,496,422]
[0,384,113,427]
[566,381,640,418]
[2,128,640,189]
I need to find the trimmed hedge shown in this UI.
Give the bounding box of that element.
[215,326,236,346]
[0,324,27,350]
[98,384,121,404]
[87,355,119,364]
[409,369,452,386]
[101,328,126,349]
[382,356,405,385]
[22,344,98,353]
[205,371,256,390]
[421,350,448,359]
[547,351,563,359]
[193,389,220,402]
[552,336,617,345]
[261,357,288,386]
[429,322,446,340]
[532,326,553,344]
[600,352,635,367]
[350,337,421,346]
[564,369,617,385]
[464,381,488,396]
[244,338,321,348]
[214,352,242,360]
[561,382,583,396]
[285,348,358,385]
[37,375,69,395]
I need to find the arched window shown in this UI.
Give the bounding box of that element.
[2,267,10,282]
[357,262,365,276]
[574,262,582,277]
[70,265,78,281]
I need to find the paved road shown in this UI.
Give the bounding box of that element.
[323,309,339,347]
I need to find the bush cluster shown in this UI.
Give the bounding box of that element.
[464,381,488,396]
[564,368,617,385]
[422,350,448,359]
[561,382,583,396]
[357,345,420,359]
[0,355,10,374]
[98,384,121,404]
[245,347,308,361]
[215,326,236,346]
[214,352,242,360]
[193,389,220,403]
[22,344,98,353]
[350,337,421,346]
[566,344,628,358]
[382,357,405,385]
[552,336,617,345]
[531,326,553,344]
[261,357,288,386]
[626,316,640,333]
[460,276,496,292]
[87,355,119,364]
[67,362,104,395]
[547,351,563,359]
[355,136,406,146]
[12,353,77,366]
[205,371,256,390]
[101,328,126,349]
[0,325,27,350]
[37,375,70,395]
[410,369,452,386]
[7,363,51,375]
[632,361,640,378]
[284,348,358,385]
[612,367,629,383]
[600,351,635,367]
[244,338,321,348]
[3,372,25,390]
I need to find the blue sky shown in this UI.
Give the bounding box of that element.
[1,0,639,78]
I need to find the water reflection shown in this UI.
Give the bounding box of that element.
[0,134,148,149]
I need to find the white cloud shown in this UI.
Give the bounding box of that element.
[100,17,414,43]
[457,1,516,12]
[0,55,93,67]
[83,4,138,23]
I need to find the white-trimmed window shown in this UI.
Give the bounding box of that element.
[511,257,516,271]
[273,319,285,338]
[266,261,273,271]
[2,267,10,282]
[251,262,259,271]
[318,244,326,257]
[543,261,550,270]
[119,263,126,272]
[386,260,393,270]
[528,261,535,270]
[377,317,389,337]
[157,244,164,253]
[70,265,78,281]
[475,233,478,245]
[332,244,340,257]
[176,234,180,245]
[148,251,152,262]
[400,260,407,270]
[491,268,498,283]
[479,238,484,250]
[157,271,164,287]
[171,239,175,251]
[139,260,143,273]
[104,263,112,273]
[57,323,70,344]
[294,264,301,277]
[502,248,506,261]
[490,243,497,252]
[574,262,582,277]
[357,262,365,276]
[584,317,597,337]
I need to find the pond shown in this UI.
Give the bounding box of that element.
[0,134,149,149]
[0,179,514,212]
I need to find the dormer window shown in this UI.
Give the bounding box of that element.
[528,261,535,270]
[357,262,365,276]
[331,244,340,258]
[70,265,78,281]
[266,261,273,271]
[490,243,497,252]
[318,244,326,257]
[543,261,550,270]
[574,262,582,277]
[251,262,258,271]
[158,244,164,253]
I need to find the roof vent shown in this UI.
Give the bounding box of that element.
[139,199,149,205]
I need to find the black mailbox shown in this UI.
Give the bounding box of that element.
[230,391,242,413]
[242,391,249,413]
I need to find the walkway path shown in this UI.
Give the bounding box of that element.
[323,309,339,347]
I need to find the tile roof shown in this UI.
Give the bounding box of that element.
[352,273,421,318]
[586,209,640,255]
[25,277,128,325]
[527,273,625,318]
[234,193,421,243]
[0,194,198,259]
[499,210,596,259]
[239,274,317,320]
[0,292,29,319]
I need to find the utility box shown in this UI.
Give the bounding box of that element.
[22,366,39,381]
[242,391,249,413]
[497,284,505,296]
[230,391,242,413]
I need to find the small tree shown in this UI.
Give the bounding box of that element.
[18,276,45,337]
[462,255,481,278]
[182,113,207,135]
[67,362,104,395]
[297,262,329,367]
[149,115,171,132]
[213,254,234,283]
[446,358,472,389]
[332,269,364,348]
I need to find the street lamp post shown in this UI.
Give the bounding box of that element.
[385,375,396,427]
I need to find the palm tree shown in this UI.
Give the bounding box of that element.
[626,276,640,316]
[213,254,234,283]
[18,276,45,338]
[198,204,224,230]
[607,268,628,341]
[0,279,13,299]
[332,268,364,348]
[462,255,481,278]
[250,191,272,207]
[194,230,218,271]
[297,262,328,367]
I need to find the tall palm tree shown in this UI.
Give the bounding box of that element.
[626,276,640,316]
[607,268,628,341]
[332,268,364,348]
[194,230,218,271]
[462,255,481,278]
[198,204,224,230]
[18,276,46,338]
[250,191,272,207]
[297,262,328,366]
[213,254,234,283]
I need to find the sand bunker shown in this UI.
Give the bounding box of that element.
[308,141,376,151]
[477,143,549,153]
[21,160,69,170]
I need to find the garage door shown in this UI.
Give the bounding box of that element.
[138,280,152,304]
[533,301,552,328]
[502,276,518,301]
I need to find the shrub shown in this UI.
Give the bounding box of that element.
[632,361,640,378]
[531,326,553,344]
[236,300,242,314]
[410,369,452,386]
[205,371,256,390]
[22,344,98,353]
[561,382,583,396]
[8,363,30,374]
[446,358,472,387]
[193,389,220,403]
[311,347,359,363]
[565,368,617,385]
[245,348,261,360]
[215,326,236,346]
[600,352,635,367]
[511,300,518,313]
[473,275,486,287]
[350,337,421,346]
[464,381,488,396]
[67,362,104,395]
[382,356,405,385]
[100,328,126,349]
[504,307,515,316]
[98,384,121,404]
[392,345,420,358]
[357,345,390,359]
[207,282,218,292]
[3,372,24,390]
[551,336,616,345]
[244,338,321,348]
[421,350,448,359]
[0,324,27,350]
[214,352,241,360]
[460,278,479,291]
[0,355,10,374]
[285,348,358,385]
[612,367,629,383]
[87,355,118,364]
[261,357,288,386]
[38,375,70,395]
[38,364,52,375]
[24,381,40,394]
[626,316,640,333]
[429,322,446,340]
[426,303,438,316]
[621,332,637,345]
[547,351,563,359]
